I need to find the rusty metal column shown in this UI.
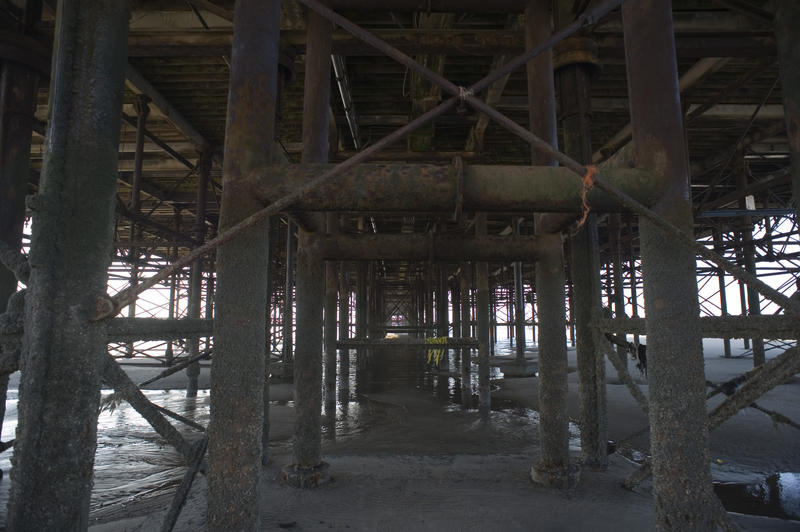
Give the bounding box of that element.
[459,263,472,403]
[206,0,278,528]
[7,1,130,528]
[713,228,732,358]
[436,265,449,337]
[283,3,332,488]
[283,221,296,379]
[555,0,607,469]
[125,95,149,358]
[626,216,640,349]
[736,165,765,366]
[608,213,627,368]
[775,1,800,216]
[527,0,576,488]
[513,217,526,361]
[165,209,181,366]
[475,214,491,411]
[338,261,350,397]
[186,151,210,396]
[324,216,338,407]
[623,1,715,527]
[0,0,41,444]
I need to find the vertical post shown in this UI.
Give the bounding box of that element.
[775,1,800,217]
[125,95,149,358]
[0,0,40,440]
[513,217,526,362]
[608,213,627,368]
[436,265,449,337]
[736,165,764,366]
[527,0,575,488]
[459,263,472,403]
[324,217,338,406]
[186,151,210,396]
[283,220,296,379]
[734,233,750,349]
[626,216,640,349]
[623,0,716,527]
[165,209,181,366]
[475,214,491,411]
[206,0,278,528]
[713,229,732,358]
[7,1,130,528]
[555,2,607,466]
[263,214,276,464]
[338,260,350,397]
[283,2,332,488]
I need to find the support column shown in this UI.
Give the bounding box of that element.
[513,218,526,360]
[713,229,732,358]
[623,1,716,527]
[7,1,131,528]
[282,220,296,380]
[186,151,210,397]
[527,0,576,488]
[475,214,491,411]
[165,209,180,366]
[338,260,350,397]
[283,3,332,487]
[436,265,448,337]
[626,216,640,349]
[459,263,472,403]
[736,165,765,366]
[324,218,338,406]
[608,214,627,368]
[555,3,607,468]
[775,1,800,216]
[0,0,40,444]
[125,95,149,358]
[206,0,278,528]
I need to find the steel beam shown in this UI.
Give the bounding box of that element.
[310,233,540,262]
[527,0,574,489]
[250,163,655,214]
[623,0,715,527]
[775,1,800,219]
[555,0,607,470]
[206,0,278,528]
[6,1,131,528]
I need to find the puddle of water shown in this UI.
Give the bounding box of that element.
[714,472,800,521]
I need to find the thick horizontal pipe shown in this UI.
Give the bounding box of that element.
[251,164,656,214]
[127,32,776,59]
[107,318,213,342]
[337,337,478,348]
[329,0,528,11]
[599,316,800,339]
[310,233,541,261]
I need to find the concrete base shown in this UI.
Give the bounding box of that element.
[501,363,537,378]
[282,461,331,489]
[531,461,581,490]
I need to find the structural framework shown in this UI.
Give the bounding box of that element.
[0,0,798,530]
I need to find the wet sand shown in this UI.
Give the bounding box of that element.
[1,338,798,530]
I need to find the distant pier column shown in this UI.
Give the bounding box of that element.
[7,1,131,528]
[186,150,210,397]
[475,214,491,411]
[459,262,472,403]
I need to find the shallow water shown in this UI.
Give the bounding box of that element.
[715,472,800,521]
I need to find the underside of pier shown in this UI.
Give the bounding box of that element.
[1,0,799,530]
